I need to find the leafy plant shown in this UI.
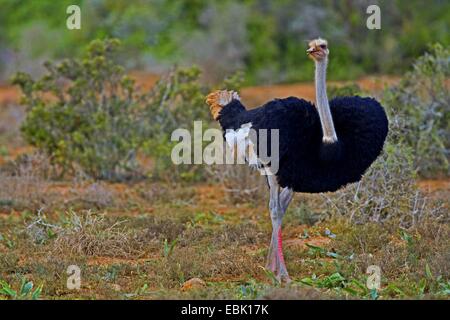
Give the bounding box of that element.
[163,238,178,258]
[299,272,379,299]
[236,279,262,299]
[299,272,346,289]
[305,243,340,259]
[0,278,42,300]
[12,39,145,180]
[327,83,362,99]
[437,279,450,296]
[383,43,450,177]
[12,39,213,181]
[0,233,14,249]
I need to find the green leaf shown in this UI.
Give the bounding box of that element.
[0,280,17,298]
[370,288,379,300]
[31,285,43,300]
[399,230,413,245]
[299,277,314,286]
[350,279,369,294]
[163,238,178,258]
[305,243,325,251]
[20,281,33,296]
[259,267,279,286]
[386,283,405,296]
[418,278,427,295]
[342,287,358,296]
[425,264,434,280]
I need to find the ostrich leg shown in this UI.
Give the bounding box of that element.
[266,175,294,282]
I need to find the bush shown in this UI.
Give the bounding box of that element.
[12,39,210,181]
[319,140,447,228]
[383,43,450,178]
[12,39,143,180]
[140,67,210,182]
[327,83,362,99]
[145,67,245,182]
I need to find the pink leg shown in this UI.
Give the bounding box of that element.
[266,225,290,282]
[277,227,285,265]
[266,232,277,271]
[265,177,292,282]
[277,227,290,282]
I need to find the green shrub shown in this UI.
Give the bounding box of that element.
[12,39,211,181]
[383,43,450,177]
[327,83,362,99]
[13,39,144,180]
[144,68,245,182]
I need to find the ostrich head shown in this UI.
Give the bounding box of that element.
[307,38,329,61]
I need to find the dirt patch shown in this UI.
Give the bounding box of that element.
[418,179,450,193]
[0,74,398,107]
[86,256,152,267]
[0,146,34,166]
[129,71,160,91]
[0,73,160,105]
[284,236,331,249]
[418,179,450,207]
[241,76,399,107]
[195,184,226,207]
[0,86,20,105]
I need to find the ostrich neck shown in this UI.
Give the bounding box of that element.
[315,58,338,143]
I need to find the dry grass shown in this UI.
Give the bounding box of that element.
[53,212,148,258]
[207,163,267,205]
[137,183,197,205]
[0,145,448,300]
[0,152,50,211]
[0,102,25,146]
[329,216,450,296]
[155,246,262,288]
[314,142,448,228]
[67,182,116,209]
[0,179,448,300]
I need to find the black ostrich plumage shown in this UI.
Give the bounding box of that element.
[217,96,389,193]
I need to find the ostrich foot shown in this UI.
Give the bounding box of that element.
[277,263,291,284]
[266,227,291,283]
[265,255,291,283]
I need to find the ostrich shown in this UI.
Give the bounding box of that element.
[205,38,389,282]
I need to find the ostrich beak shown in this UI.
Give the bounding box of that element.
[306,47,316,55]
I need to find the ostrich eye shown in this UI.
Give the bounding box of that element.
[320,44,327,49]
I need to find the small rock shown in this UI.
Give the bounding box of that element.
[324,228,336,238]
[110,284,121,292]
[181,278,206,291]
